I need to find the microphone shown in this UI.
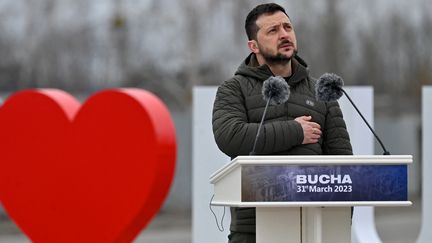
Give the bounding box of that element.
[316,73,391,155]
[250,76,290,155]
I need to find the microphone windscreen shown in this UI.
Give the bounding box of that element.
[316,73,344,102]
[262,76,290,105]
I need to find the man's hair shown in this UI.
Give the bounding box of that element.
[245,3,289,41]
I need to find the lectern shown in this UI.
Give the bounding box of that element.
[210,155,412,243]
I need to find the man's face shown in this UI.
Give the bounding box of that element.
[254,11,297,65]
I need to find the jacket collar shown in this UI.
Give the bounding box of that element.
[236,53,309,86]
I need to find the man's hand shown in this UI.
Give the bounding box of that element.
[295,116,321,144]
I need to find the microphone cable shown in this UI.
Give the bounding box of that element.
[341,89,390,155]
[209,194,226,232]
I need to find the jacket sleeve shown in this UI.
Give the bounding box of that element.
[322,101,353,155]
[212,78,304,157]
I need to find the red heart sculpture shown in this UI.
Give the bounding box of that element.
[0,89,176,243]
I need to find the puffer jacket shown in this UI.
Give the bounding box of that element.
[212,53,352,233]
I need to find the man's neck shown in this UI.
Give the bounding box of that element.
[268,62,292,77]
[256,55,293,77]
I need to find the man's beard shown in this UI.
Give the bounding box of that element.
[259,44,298,65]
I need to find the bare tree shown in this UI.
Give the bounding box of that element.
[318,0,350,78]
[0,0,430,110]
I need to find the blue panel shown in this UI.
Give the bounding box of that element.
[241,165,407,202]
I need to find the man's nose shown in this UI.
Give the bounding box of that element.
[279,28,290,39]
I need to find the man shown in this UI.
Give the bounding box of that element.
[212,3,353,243]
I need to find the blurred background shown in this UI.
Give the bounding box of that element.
[0,0,430,242]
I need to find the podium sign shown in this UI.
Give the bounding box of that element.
[210,155,412,243]
[242,164,407,202]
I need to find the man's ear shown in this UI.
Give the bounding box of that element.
[247,40,259,54]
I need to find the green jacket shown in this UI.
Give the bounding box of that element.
[212,53,352,233]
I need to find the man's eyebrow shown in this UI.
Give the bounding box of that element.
[264,23,280,29]
[265,22,290,29]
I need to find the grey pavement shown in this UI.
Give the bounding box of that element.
[0,196,422,243]
[0,211,191,243]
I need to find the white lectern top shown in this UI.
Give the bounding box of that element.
[210,155,412,207]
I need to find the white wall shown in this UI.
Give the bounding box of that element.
[416,86,432,243]
[192,87,230,243]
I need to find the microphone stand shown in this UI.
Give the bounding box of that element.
[250,98,271,155]
[341,89,390,155]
